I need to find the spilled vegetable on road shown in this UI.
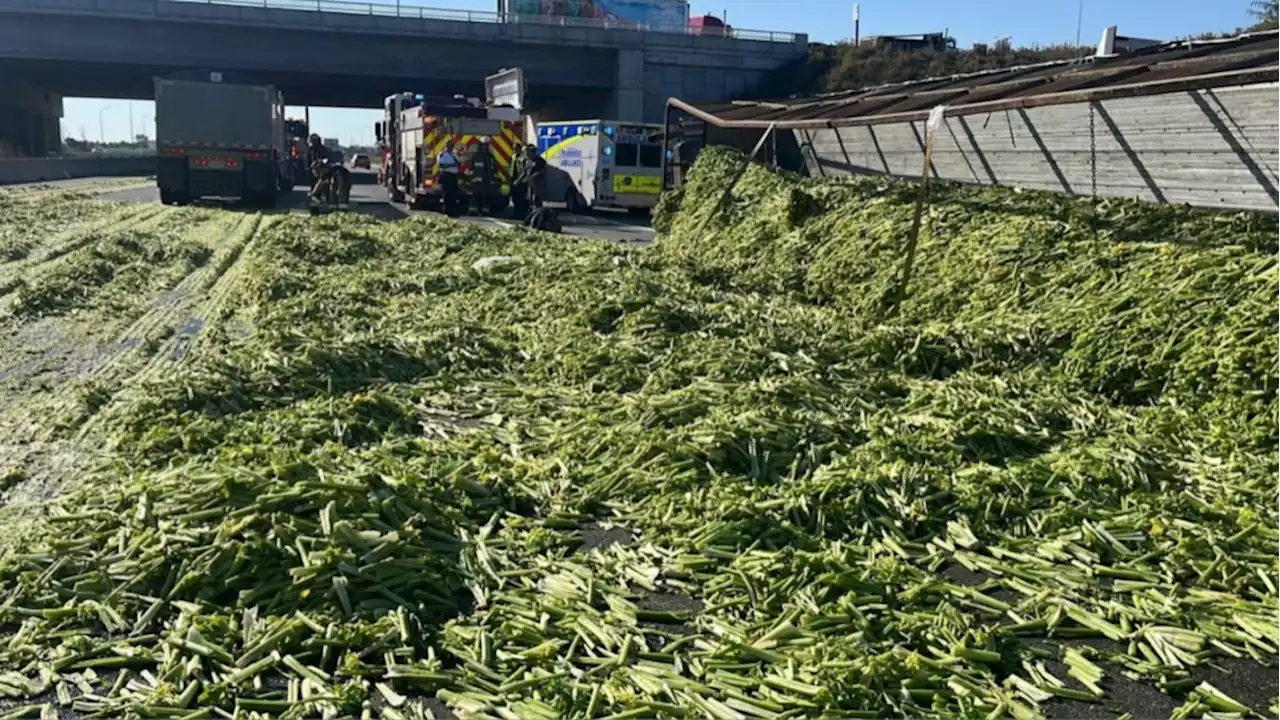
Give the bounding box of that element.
[0,149,1274,719]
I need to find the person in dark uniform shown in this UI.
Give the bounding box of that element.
[522,145,547,210]
[472,137,497,214]
[509,144,528,219]
[436,139,462,217]
[307,134,350,210]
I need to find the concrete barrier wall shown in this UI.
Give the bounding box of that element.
[795,83,1280,213]
[0,156,155,185]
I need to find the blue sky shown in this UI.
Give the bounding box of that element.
[63,0,1261,145]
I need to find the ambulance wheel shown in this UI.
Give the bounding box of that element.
[564,189,583,214]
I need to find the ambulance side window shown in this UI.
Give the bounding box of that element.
[615,142,639,167]
[639,144,662,168]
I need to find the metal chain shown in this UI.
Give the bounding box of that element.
[1088,101,1098,236]
[1088,101,1098,200]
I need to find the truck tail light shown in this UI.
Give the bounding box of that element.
[191,156,239,168]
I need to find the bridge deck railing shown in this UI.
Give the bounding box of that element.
[165,0,800,43]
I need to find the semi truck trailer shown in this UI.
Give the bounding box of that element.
[154,71,294,207]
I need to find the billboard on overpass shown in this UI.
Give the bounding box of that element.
[508,0,689,31]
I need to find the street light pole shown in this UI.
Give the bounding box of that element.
[128,101,135,145]
[98,106,111,145]
[1075,0,1085,56]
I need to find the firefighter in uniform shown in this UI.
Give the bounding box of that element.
[522,145,547,211]
[471,137,496,214]
[307,134,350,210]
[510,143,529,219]
[437,139,462,217]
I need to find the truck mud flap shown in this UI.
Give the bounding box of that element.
[156,156,188,193]
[243,160,276,194]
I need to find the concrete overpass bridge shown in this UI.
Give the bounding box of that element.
[0,0,807,157]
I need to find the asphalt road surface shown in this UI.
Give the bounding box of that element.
[76,170,656,246]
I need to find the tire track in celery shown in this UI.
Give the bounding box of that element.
[0,205,168,298]
[0,206,225,508]
[170,214,278,367]
[167,213,277,368]
[16,210,238,441]
[74,212,251,382]
[72,213,274,442]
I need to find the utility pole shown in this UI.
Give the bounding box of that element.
[853,3,860,45]
[98,105,111,145]
[128,101,135,145]
[1075,0,1085,58]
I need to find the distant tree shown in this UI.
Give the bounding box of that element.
[1250,0,1278,21]
[816,41,1088,94]
[746,9,1266,103]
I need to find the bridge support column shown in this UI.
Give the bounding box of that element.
[611,50,645,123]
[0,73,62,158]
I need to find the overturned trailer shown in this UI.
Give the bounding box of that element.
[663,28,1278,213]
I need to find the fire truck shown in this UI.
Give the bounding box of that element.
[376,71,524,214]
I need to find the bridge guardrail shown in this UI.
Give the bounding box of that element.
[163,0,801,43]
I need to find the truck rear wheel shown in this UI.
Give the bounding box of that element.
[249,187,278,209]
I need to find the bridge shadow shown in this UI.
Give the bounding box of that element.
[189,186,409,221]
[555,208,652,230]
